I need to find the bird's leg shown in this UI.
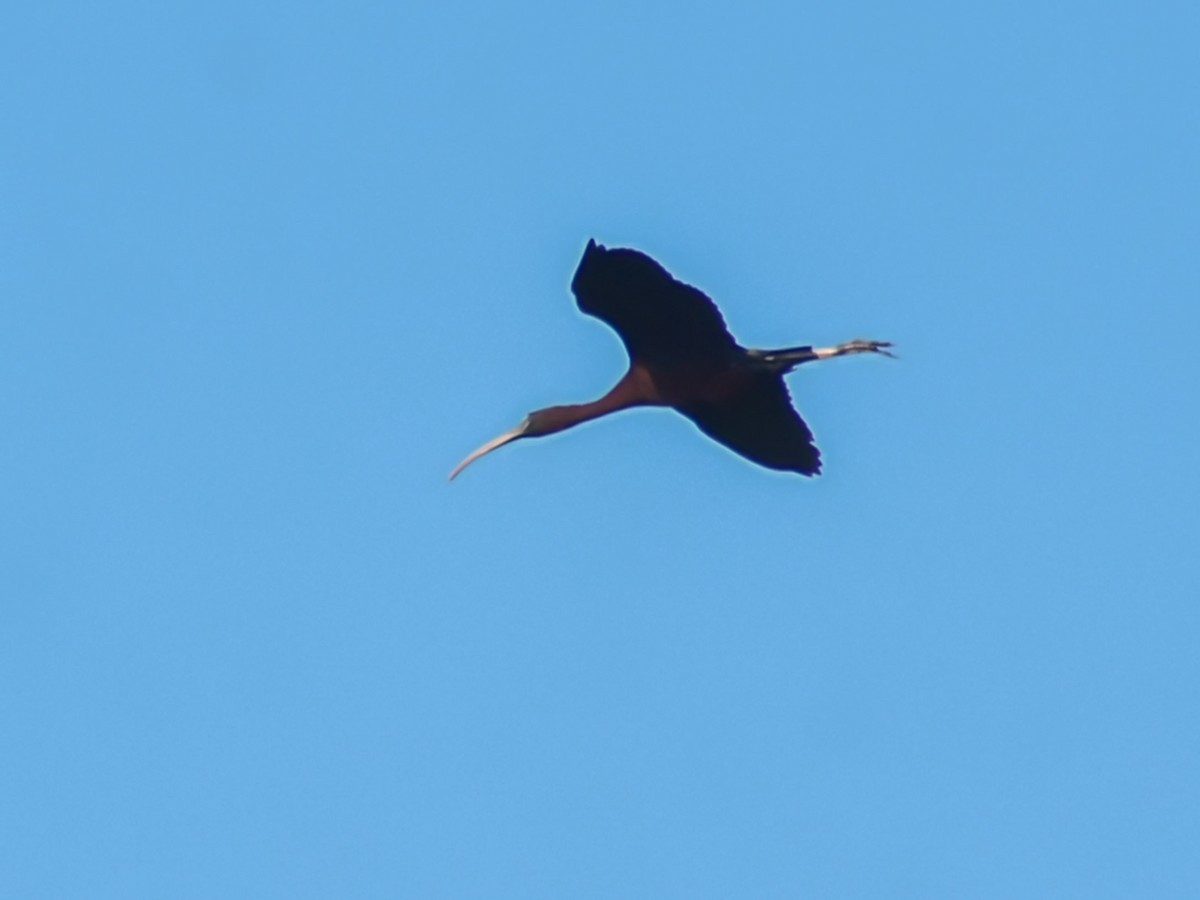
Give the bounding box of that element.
[752,339,897,371]
[812,338,897,360]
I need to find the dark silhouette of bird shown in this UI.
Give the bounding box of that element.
[450,239,894,480]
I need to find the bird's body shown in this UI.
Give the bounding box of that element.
[450,239,893,480]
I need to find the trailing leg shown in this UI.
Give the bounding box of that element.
[750,338,895,372]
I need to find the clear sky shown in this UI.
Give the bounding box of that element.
[3,1,1198,897]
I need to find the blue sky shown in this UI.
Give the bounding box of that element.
[3,1,1198,896]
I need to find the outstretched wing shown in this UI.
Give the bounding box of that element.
[570,239,739,364]
[679,374,822,476]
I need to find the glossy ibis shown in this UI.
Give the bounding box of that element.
[450,239,893,480]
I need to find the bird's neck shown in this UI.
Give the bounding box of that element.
[535,366,655,435]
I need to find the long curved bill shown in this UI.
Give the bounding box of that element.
[449,422,528,481]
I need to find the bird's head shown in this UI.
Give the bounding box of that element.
[448,408,570,481]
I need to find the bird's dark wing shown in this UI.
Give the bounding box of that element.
[679,374,822,476]
[570,239,739,364]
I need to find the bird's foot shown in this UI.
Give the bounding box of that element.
[843,338,897,358]
[814,338,897,360]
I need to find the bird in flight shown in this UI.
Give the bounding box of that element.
[450,239,893,480]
